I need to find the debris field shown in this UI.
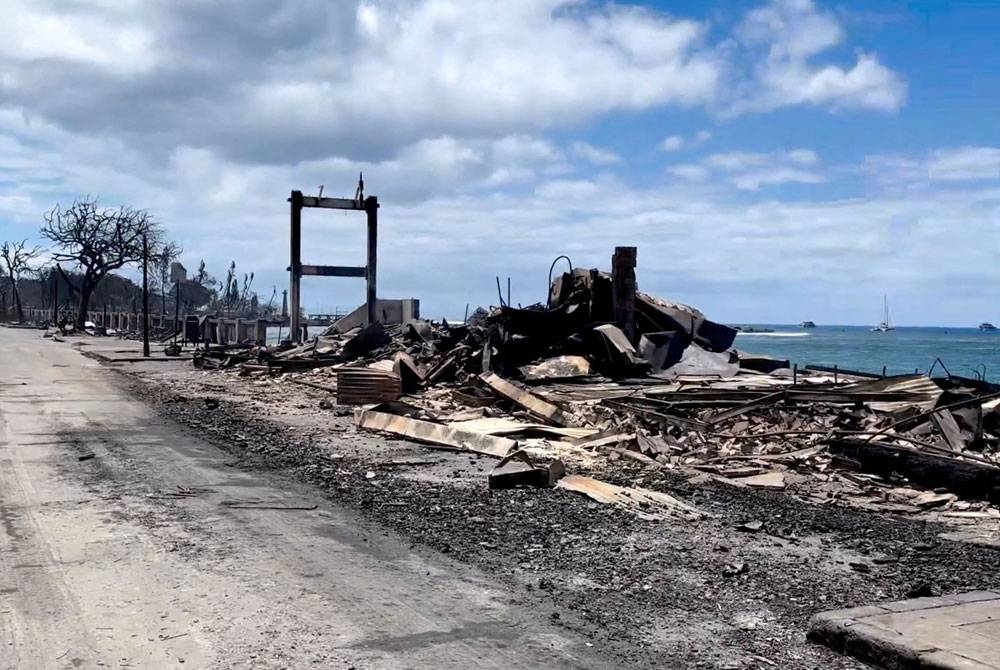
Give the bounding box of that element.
[191,257,1000,522]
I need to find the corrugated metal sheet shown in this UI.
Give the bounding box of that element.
[335,367,401,405]
[846,375,943,412]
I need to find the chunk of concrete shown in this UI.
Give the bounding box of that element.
[809,591,1000,669]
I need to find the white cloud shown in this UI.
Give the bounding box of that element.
[0,1,156,74]
[660,130,713,152]
[660,135,685,151]
[786,148,819,165]
[0,1,725,164]
[667,164,710,181]
[0,0,907,172]
[866,146,1000,184]
[704,152,771,171]
[928,147,1000,181]
[732,167,825,190]
[571,142,621,165]
[732,0,906,113]
[675,148,824,190]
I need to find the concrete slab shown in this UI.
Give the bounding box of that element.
[810,591,1000,669]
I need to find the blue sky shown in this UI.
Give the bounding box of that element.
[1,0,998,326]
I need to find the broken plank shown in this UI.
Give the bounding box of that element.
[829,438,1000,502]
[568,429,635,449]
[556,475,708,520]
[604,399,709,431]
[357,409,515,458]
[480,373,573,426]
[930,409,966,452]
[707,391,785,425]
[636,433,680,456]
[448,417,594,440]
[600,446,660,467]
[732,471,787,490]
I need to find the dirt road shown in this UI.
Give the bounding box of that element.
[0,327,606,669]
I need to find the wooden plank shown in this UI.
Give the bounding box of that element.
[829,438,1000,502]
[555,475,707,520]
[300,264,366,278]
[733,471,787,490]
[480,373,572,426]
[357,409,515,458]
[447,417,594,440]
[604,399,709,431]
[930,410,966,452]
[707,390,785,425]
[300,196,364,210]
[568,429,635,449]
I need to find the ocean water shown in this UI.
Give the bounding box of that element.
[734,326,1000,382]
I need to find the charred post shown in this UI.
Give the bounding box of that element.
[612,246,637,344]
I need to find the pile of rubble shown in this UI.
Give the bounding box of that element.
[191,264,1000,518]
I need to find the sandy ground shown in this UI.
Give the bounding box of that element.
[0,328,608,669]
[14,331,1000,669]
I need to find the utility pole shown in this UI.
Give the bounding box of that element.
[142,234,150,357]
[52,267,59,325]
[174,279,180,346]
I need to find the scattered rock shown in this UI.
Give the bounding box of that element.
[737,520,765,533]
[906,582,942,598]
[722,561,748,577]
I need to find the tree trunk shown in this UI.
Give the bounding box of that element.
[76,281,94,329]
[9,277,22,322]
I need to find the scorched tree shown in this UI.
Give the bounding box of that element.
[41,198,162,328]
[0,239,42,322]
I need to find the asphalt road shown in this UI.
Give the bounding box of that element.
[0,327,606,669]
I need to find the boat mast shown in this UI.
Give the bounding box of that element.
[883,295,890,328]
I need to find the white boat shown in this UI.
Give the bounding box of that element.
[871,295,895,332]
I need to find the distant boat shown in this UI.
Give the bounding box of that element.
[871,295,895,332]
[740,326,775,333]
[800,321,816,328]
[980,322,998,331]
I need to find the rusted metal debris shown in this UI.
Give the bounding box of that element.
[488,450,566,489]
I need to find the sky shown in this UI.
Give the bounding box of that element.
[0,0,998,326]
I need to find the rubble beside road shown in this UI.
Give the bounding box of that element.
[193,263,1000,521]
[112,364,1000,670]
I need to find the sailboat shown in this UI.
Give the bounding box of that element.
[871,295,895,332]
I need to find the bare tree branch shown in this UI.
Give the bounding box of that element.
[1,239,42,322]
[41,197,162,328]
